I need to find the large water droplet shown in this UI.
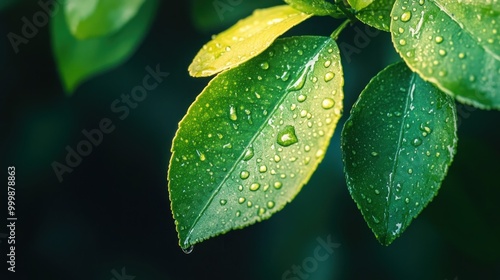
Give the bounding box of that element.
[273,181,282,189]
[321,98,335,109]
[260,61,269,70]
[243,147,254,161]
[324,72,335,82]
[400,11,412,22]
[182,246,194,254]
[240,171,250,180]
[435,36,443,44]
[220,199,227,206]
[250,183,260,191]
[277,125,298,147]
[267,201,275,209]
[412,137,423,147]
[297,94,307,102]
[238,197,246,204]
[259,165,267,173]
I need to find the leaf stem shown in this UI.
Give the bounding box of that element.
[330,19,351,40]
[335,0,357,22]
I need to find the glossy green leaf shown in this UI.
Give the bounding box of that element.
[64,0,146,39]
[188,5,312,77]
[284,0,344,17]
[341,62,457,245]
[352,0,395,31]
[52,0,157,93]
[169,36,344,249]
[348,0,375,11]
[391,0,500,109]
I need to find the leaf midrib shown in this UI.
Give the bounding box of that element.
[183,38,332,245]
[384,71,416,237]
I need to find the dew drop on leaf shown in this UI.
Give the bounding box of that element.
[321,98,335,109]
[277,125,299,147]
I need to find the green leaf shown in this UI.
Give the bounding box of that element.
[188,5,312,77]
[169,36,344,249]
[52,0,157,94]
[284,0,344,17]
[352,0,395,31]
[64,0,146,39]
[341,61,457,245]
[391,0,500,109]
[347,0,375,11]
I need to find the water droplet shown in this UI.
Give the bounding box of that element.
[238,197,246,204]
[281,71,290,82]
[401,11,412,22]
[229,105,237,121]
[247,201,253,207]
[374,189,380,195]
[372,216,380,224]
[398,27,405,34]
[220,199,227,205]
[438,49,447,56]
[258,207,266,216]
[273,181,282,189]
[297,94,307,102]
[408,168,413,174]
[182,246,194,254]
[324,72,335,82]
[371,151,379,157]
[199,153,206,161]
[435,36,443,43]
[260,62,269,70]
[240,171,250,180]
[235,210,241,217]
[259,165,267,173]
[267,201,275,209]
[399,39,407,46]
[412,137,422,147]
[419,0,425,5]
[243,147,254,161]
[277,125,298,147]
[321,98,335,109]
[304,145,311,152]
[288,66,309,91]
[250,183,260,191]
[458,52,465,59]
[323,60,331,68]
[274,155,281,162]
[238,185,243,191]
[405,197,410,204]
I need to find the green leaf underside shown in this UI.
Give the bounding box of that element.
[169,36,344,249]
[353,0,396,31]
[188,5,312,77]
[284,0,344,17]
[341,62,457,245]
[391,0,500,109]
[64,0,146,39]
[52,0,157,93]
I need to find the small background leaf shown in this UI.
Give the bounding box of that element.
[188,5,311,77]
[52,0,157,94]
[351,0,395,31]
[170,36,344,249]
[341,61,457,245]
[64,0,146,39]
[284,0,344,17]
[391,0,500,109]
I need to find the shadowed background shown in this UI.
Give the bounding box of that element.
[1,0,499,279]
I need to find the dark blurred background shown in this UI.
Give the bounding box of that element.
[1,1,499,279]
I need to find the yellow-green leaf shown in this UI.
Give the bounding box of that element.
[170,36,343,249]
[188,5,312,77]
